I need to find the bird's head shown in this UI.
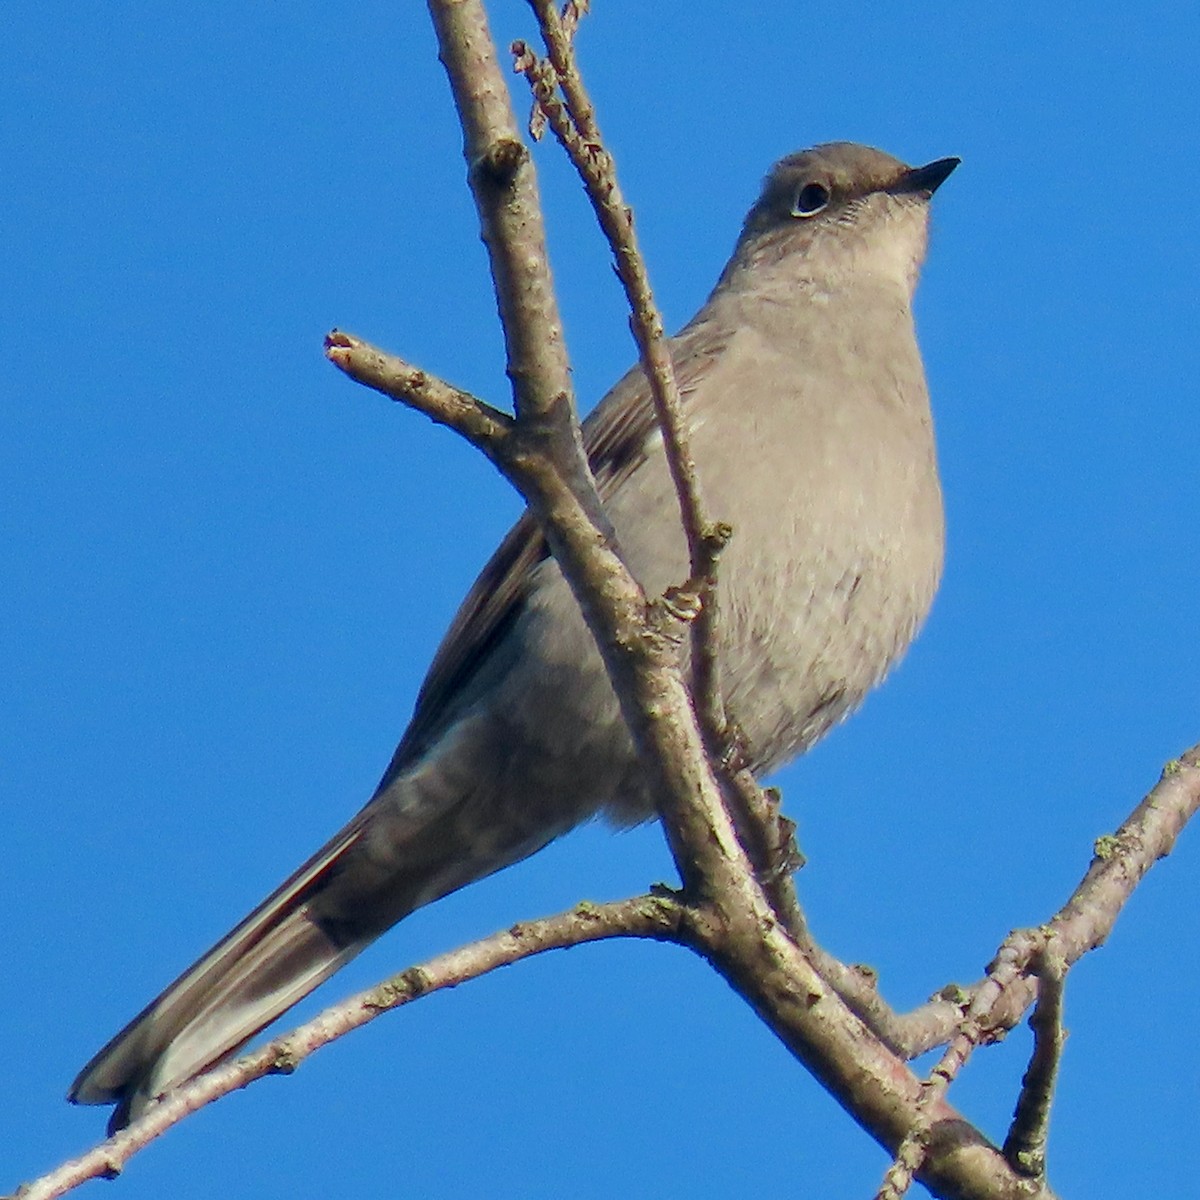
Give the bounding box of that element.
[729,142,959,296]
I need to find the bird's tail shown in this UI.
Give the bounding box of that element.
[69,757,571,1134]
[68,817,373,1133]
[69,704,587,1133]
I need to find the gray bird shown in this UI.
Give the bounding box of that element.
[70,142,957,1130]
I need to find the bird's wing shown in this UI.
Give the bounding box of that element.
[382,320,727,781]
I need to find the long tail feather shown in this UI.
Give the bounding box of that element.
[69,818,368,1129]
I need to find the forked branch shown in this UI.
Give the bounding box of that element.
[11,4,1200,1199]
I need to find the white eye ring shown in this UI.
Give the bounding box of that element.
[791,181,830,218]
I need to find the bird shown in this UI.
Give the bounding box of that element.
[70,141,957,1131]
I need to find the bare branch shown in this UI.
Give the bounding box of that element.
[822,746,1200,1070]
[425,0,754,914]
[1003,946,1067,1178]
[722,771,810,942]
[869,748,1200,1195]
[514,0,806,943]
[426,0,574,432]
[1046,749,1200,955]
[875,934,1036,1199]
[324,330,513,450]
[11,898,682,1200]
[514,1,724,724]
[684,911,1057,1200]
[805,951,973,1060]
[973,748,1200,1036]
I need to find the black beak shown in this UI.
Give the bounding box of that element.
[891,156,960,197]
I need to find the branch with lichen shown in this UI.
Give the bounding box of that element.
[1003,946,1066,1178]
[873,747,1200,1196]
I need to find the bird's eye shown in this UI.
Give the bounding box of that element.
[791,182,830,218]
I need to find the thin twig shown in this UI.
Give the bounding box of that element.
[425,0,755,911]
[684,906,1058,1200]
[841,746,1200,1070]
[10,899,683,1200]
[875,933,1036,1200]
[1043,750,1200,955]
[426,3,570,430]
[514,1,724,729]
[513,1,805,935]
[426,0,623,568]
[325,330,513,450]
[874,745,1200,1197]
[722,768,809,941]
[1003,946,1067,1178]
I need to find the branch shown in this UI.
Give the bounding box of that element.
[426,1,573,432]
[514,1,713,594]
[10,898,683,1200]
[870,746,1200,1195]
[808,746,1200,1070]
[803,948,973,1059]
[425,0,751,911]
[325,330,513,450]
[681,906,1058,1200]
[874,934,1035,1200]
[514,0,727,737]
[514,0,803,935]
[1003,946,1066,1178]
[1044,749,1200,956]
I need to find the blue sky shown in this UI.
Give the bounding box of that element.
[4,4,1199,1197]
